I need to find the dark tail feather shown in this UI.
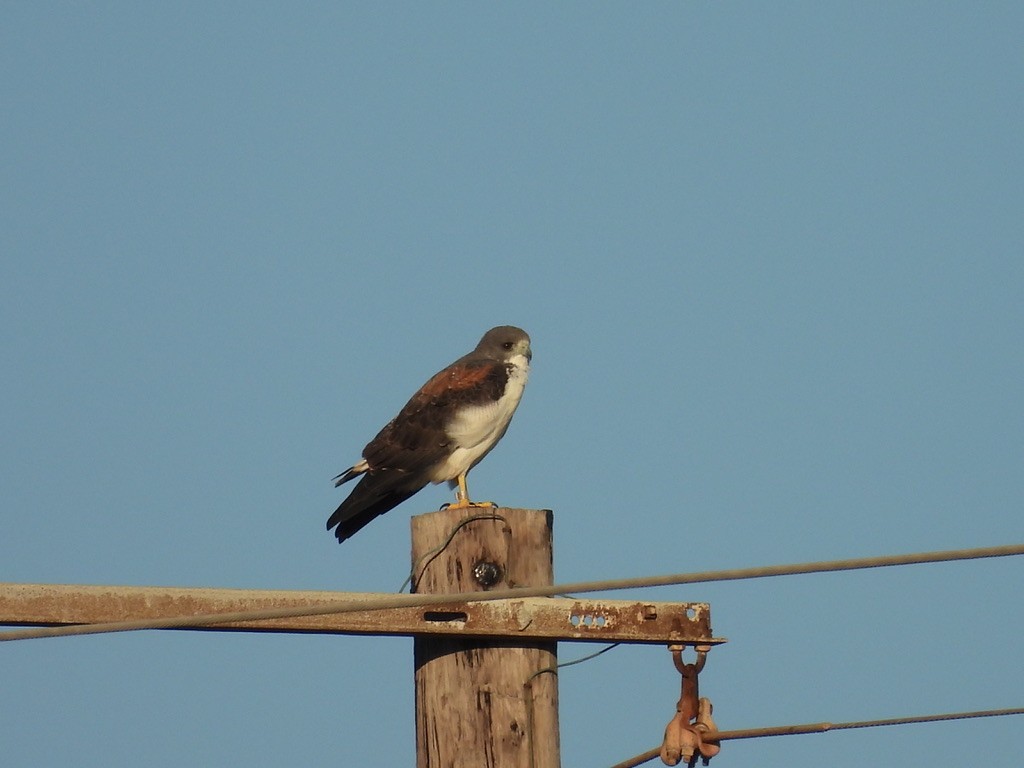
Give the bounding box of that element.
[327,489,418,543]
[333,466,362,487]
[327,472,424,543]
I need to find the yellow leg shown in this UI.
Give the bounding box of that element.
[445,472,497,510]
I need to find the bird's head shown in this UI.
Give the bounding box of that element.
[477,326,532,364]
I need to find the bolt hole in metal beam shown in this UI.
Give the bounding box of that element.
[423,611,468,623]
[570,613,609,628]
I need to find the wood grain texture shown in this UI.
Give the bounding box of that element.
[412,508,559,768]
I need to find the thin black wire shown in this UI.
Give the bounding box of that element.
[527,642,621,686]
[398,512,508,593]
[526,644,622,768]
[551,642,620,672]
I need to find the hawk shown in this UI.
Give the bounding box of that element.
[327,326,532,543]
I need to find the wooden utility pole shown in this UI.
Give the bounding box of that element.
[412,507,559,768]
[2,510,723,767]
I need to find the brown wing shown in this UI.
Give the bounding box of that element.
[362,358,511,473]
[326,358,511,542]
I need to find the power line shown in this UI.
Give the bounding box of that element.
[2,542,1021,642]
[609,707,1024,768]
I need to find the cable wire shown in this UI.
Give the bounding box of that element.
[2,543,1022,642]
[609,707,1024,768]
[526,644,622,768]
[398,512,508,593]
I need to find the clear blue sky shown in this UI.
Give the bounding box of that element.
[2,3,1022,766]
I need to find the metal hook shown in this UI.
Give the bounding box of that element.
[669,643,710,675]
[661,644,719,766]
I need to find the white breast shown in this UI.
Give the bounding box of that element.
[430,353,530,482]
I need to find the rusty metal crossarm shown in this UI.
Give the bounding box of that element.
[0,583,725,645]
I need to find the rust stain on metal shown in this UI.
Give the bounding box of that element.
[1,583,725,646]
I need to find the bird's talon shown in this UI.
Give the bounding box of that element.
[446,498,499,510]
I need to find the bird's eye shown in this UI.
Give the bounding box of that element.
[502,341,513,349]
